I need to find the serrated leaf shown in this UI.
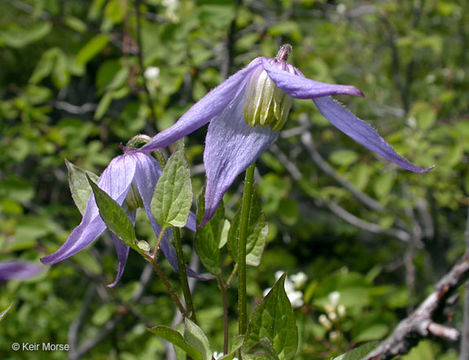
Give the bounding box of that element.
[65,160,99,215]
[184,318,212,360]
[87,174,135,245]
[244,274,298,360]
[194,188,228,275]
[244,337,280,360]
[152,142,192,228]
[332,341,378,360]
[149,326,202,360]
[228,187,268,266]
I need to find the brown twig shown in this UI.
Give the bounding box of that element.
[364,253,469,360]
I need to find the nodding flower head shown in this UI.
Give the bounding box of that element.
[134,45,433,225]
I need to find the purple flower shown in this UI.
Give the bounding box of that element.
[40,152,197,287]
[0,261,42,282]
[134,45,432,225]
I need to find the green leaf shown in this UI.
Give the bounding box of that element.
[86,174,135,246]
[244,274,298,360]
[218,336,244,360]
[373,172,395,199]
[0,22,52,48]
[52,50,70,89]
[332,341,378,360]
[194,188,228,275]
[244,338,280,360]
[65,160,99,215]
[30,48,57,84]
[149,326,203,360]
[228,187,268,267]
[184,318,212,360]
[94,91,114,119]
[151,142,193,228]
[0,303,14,322]
[76,34,110,66]
[329,150,358,167]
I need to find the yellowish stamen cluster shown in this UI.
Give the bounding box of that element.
[242,67,293,132]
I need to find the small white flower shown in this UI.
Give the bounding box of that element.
[328,291,340,307]
[144,66,160,80]
[290,272,307,289]
[288,290,304,308]
[337,304,346,318]
[319,314,332,330]
[337,3,346,15]
[328,312,337,322]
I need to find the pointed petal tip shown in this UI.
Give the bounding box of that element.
[354,87,365,97]
[413,164,435,173]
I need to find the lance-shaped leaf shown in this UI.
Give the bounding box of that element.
[228,187,268,266]
[87,174,136,247]
[151,142,193,228]
[195,188,230,275]
[66,160,99,215]
[149,326,203,360]
[184,318,212,360]
[244,274,298,360]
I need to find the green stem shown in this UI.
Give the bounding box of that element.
[143,253,187,317]
[173,227,197,323]
[152,226,166,259]
[217,276,229,355]
[238,163,255,336]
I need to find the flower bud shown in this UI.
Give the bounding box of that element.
[243,60,293,131]
[319,314,332,330]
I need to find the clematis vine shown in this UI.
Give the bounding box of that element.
[40,150,197,287]
[132,44,433,225]
[0,261,42,282]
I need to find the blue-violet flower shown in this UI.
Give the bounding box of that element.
[134,45,433,225]
[40,152,197,287]
[0,261,42,282]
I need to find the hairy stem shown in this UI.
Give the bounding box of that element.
[238,163,255,336]
[173,227,197,322]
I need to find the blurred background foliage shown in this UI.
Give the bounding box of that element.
[0,0,468,358]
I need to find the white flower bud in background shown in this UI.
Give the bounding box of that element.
[264,271,304,308]
[324,303,335,315]
[328,312,337,322]
[162,0,179,21]
[337,304,346,318]
[290,271,307,289]
[329,330,340,342]
[328,291,340,307]
[144,66,160,80]
[319,314,332,330]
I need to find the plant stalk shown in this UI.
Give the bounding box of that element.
[238,163,255,336]
[173,227,197,323]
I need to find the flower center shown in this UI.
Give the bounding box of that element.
[124,182,144,212]
[242,62,293,132]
